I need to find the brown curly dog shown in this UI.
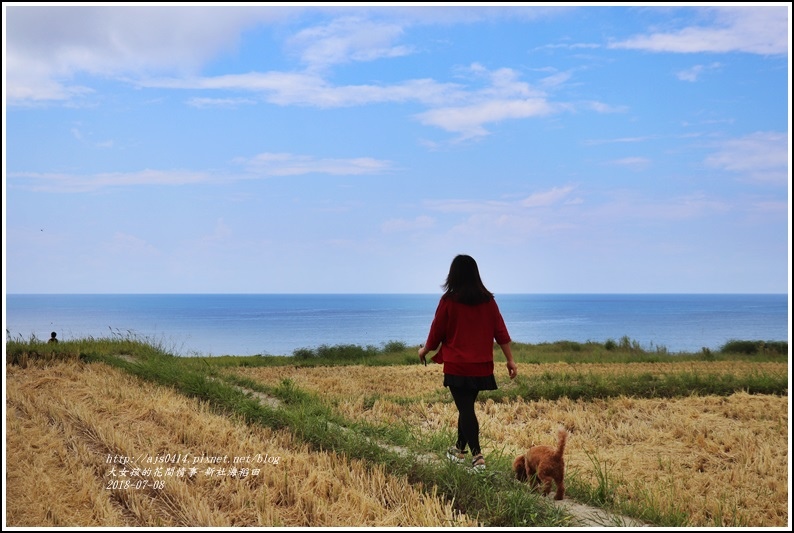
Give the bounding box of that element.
[512,427,568,500]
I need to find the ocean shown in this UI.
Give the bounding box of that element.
[4,293,789,357]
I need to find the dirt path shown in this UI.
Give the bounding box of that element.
[556,499,647,527]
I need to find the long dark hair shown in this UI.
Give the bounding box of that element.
[442,254,494,305]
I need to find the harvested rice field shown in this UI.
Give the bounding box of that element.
[5,356,789,527]
[5,361,476,527]
[235,361,789,527]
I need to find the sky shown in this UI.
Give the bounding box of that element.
[2,3,791,295]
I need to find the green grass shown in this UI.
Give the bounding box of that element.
[7,332,788,405]
[480,367,788,402]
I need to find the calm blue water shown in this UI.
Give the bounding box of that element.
[4,294,789,357]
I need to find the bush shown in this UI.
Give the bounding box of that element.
[318,344,378,360]
[382,340,408,353]
[292,347,316,359]
[553,341,583,352]
[604,337,643,353]
[761,341,788,355]
[292,343,380,361]
[720,340,788,356]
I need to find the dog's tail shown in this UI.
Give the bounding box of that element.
[554,427,568,459]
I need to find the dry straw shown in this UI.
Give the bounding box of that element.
[238,362,789,527]
[6,361,477,527]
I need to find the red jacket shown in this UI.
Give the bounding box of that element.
[424,296,511,376]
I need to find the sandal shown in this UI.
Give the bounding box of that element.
[471,454,486,471]
[446,446,466,463]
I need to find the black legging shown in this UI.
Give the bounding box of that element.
[449,386,481,456]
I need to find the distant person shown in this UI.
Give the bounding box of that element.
[48,331,58,343]
[418,254,517,471]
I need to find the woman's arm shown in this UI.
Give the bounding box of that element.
[419,299,447,364]
[500,342,518,379]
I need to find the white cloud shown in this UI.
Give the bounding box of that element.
[187,97,259,108]
[426,186,736,247]
[374,5,571,25]
[6,50,94,103]
[705,132,788,185]
[141,72,461,108]
[426,185,578,213]
[520,186,577,207]
[8,152,394,192]
[4,5,287,104]
[287,16,414,71]
[147,63,564,140]
[70,126,113,149]
[416,98,557,139]
[676,62,721,82]
[9,169,214,192]
[610,6,789,55]
[468,64,543,99]
[146,63,562,139]
[237,152,393,176]
[582,101,628,114]
[6,7,575,140]
[412,65,598,139]
[586,191,731,223]
[444,210,582,245]
[539,70,573,88]
[677,65,703,82]
[4,5,571,107]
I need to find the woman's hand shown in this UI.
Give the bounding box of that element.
[418,345,428,365]
[506,360,518,379]
[499,342,517,379]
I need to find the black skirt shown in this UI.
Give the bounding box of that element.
[443,373,498,391]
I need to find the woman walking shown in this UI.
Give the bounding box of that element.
[418,254,517,471]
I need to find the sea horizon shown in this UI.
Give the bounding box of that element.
[5,293,789,357]
[6,291,789,295]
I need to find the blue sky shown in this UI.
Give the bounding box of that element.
[3,3,791,294]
